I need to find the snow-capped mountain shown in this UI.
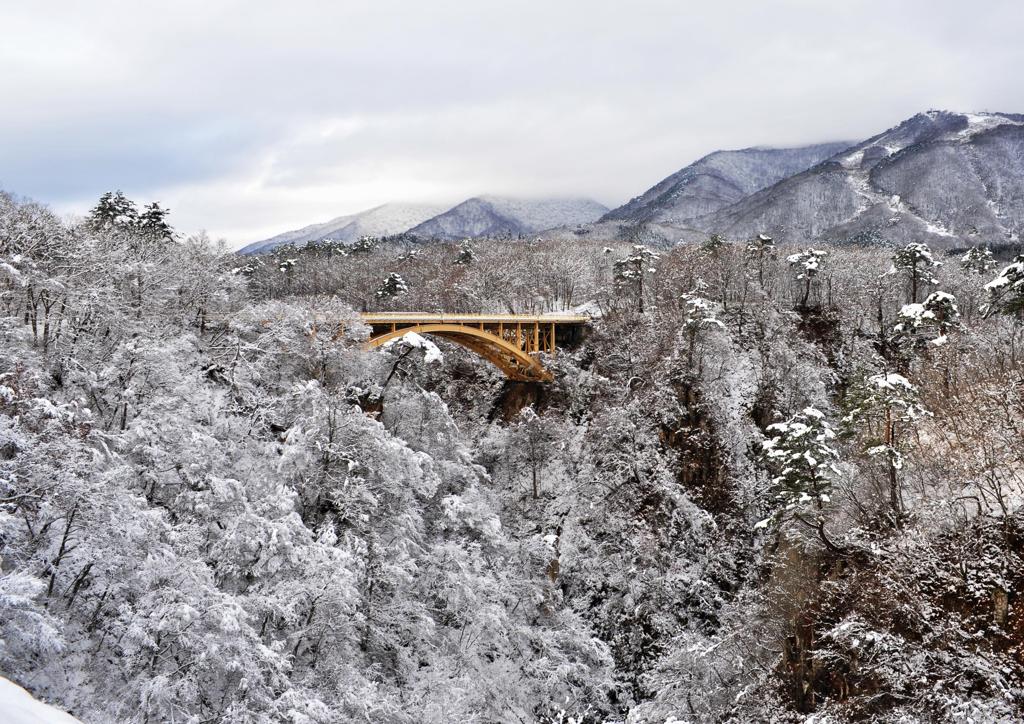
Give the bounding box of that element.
[407,196,609,241]
[686,111,1024,247]
[602,142,852,226]
[239,111,1024,253]
[238,202,448,255]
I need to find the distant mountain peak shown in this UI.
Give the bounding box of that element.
[678,110,1024,248]
[407,196,609,241]
[601,141,853,226]
[238,201,448,255]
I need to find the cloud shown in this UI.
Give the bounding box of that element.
[2,0,1023,247]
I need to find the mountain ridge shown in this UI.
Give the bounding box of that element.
[238,202,448,255]
[407,196,609,241]
[239,110,1024,254]
[239,196,609,253]
[601,141,853,226]
[682,110,1024,247]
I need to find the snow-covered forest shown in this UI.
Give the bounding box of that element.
[2,189,1024,723]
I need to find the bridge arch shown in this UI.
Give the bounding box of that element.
[361,313,589,382]
[366,323,552,381]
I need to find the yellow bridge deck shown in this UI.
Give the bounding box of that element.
[361,312,590,325]
[360,312,590,381]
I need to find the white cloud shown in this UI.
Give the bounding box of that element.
[2,0,1023,247]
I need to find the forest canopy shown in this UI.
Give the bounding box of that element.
[1,190,1023,722]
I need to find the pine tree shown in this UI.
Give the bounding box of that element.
[613,245,659,313]
[842,371,929,522]
[893,290,961,349]
[88,190,138,231]
[351,235,378,254]
[891,242,941,303]
[983,255,1024,319]
[679,290,724,369]
[137,202,175,242]
[758,407,840,532]
[376,272,408,299]
[746,233,776,286]
[454,240,476,265]
[701,233,727,253]
[960,246,996,274]
[786,248,827,307]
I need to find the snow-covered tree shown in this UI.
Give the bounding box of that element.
[843,372,929,521]
[746,232,776,286]
[758,407,840,532]
[137,201,174,241]
[454,239,476,265]
[375,272,408,299]
[891,242,940,303]
[350,235,377,254]
[960,245,996,274]
[87,190,139,230]
[701,232,727,253]
[679,290,724,369]
[893,290,961,348]
[786,248,827,307]
[983,255,1024,318]
[613,244,659,313]
[509,406,553,499]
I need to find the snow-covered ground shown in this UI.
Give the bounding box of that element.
[0,677,82,724]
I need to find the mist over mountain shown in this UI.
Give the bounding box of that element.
[238,202,448,255]
[238,111,1024,254]
[602,142,852,226]
[405,196,609,241]
[241,197,609,253]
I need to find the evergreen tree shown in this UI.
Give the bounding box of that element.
[843,372,929,522]
[454,239,476,265]
[786,248,827,307]
[613,244,659,313]
[983,255,1024,318]
[701,233,727,253]
[351,235,378,254]
[759,406,840,529]
[679,290,724,369]
[746,233,775,286]
[376,272,408,299]
[960,246,996,274]
[87,190,138,231]
[891,242,940,303]
[893,290,961,348]
[136,201,174,242]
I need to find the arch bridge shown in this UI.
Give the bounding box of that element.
[361,312,589,381]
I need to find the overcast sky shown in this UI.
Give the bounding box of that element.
[2,0,1022,247]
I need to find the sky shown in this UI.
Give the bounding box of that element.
[2,0,1023,248]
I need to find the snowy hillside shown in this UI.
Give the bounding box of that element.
[602,142,851,225]
[4,188,1024,722]
[407,196,609,240]
[239,202,448,254]
[688,111,1024,247]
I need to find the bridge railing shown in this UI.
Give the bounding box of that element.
[360,312,590,324]
[360,312,590,379]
